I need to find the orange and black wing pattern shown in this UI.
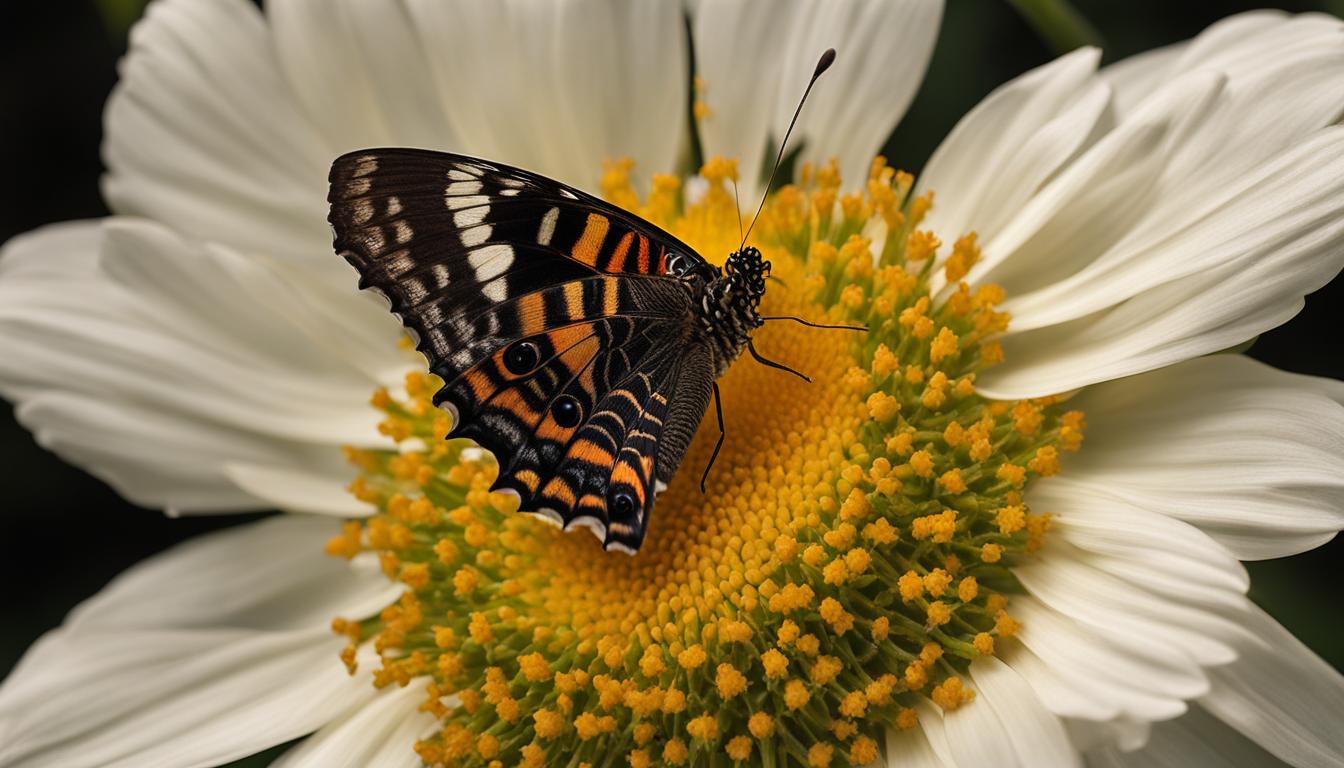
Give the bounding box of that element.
[329,149,717,552]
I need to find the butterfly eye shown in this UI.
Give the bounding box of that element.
[551,395,583,428]
[612,493,636,519]
[504,341,541,375]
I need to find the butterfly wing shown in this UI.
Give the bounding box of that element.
[329,149,717,552]
[545,340,714,552]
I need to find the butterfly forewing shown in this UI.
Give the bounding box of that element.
[329,149,716,552]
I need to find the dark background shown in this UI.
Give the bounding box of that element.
[3,0,1342,705]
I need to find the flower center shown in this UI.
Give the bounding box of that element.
[329,157,1085,767]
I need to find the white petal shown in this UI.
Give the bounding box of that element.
[884,724,951,768]
[1006,644,1120,722]
[1099,41,1183,117]
[767,0,942,188]
[1016,545,1250,667]
[1064,355,1344,559]
[914,700,958,766]
[1010,597,1206,721]
[1031,480,1250,608]
[1065,717,1151,755]
[406,0,687,192]
[967,70,1226,298]
[66,515,396,633]
[0,220,398,514]
[103,0,331,262]
[965,14,1344,396]
[696,0,942,197]
[275,682,438,768]
[1199,606,1344,767]
[12,392,344,513]
[1087,703,1292,768]
[226,463,373,517]
[0,516,396,768]
[919,47,1106,254]
[968,657,1081,767]
[693,0,801,202]
[939,665,1078,768]
[1003,128,1344,333]
[268,0,462,154]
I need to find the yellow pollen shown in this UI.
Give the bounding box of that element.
[896,708,920,730]
[334,157,1086,767]
[686,714,719,742]
[726,736,753,761]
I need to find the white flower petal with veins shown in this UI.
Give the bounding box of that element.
[695,0,941,200]
[273,683,438,768]
[0,219,403,513]
[917,11,1344,397]
[405,0,687,194]
[1064,355,1344,559]
[1201,606,1344,767]
[0,516,399,768]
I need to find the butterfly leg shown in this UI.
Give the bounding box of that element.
[748,340,812,383]
[699,382,725,494]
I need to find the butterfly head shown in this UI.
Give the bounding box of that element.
[697,246,769,373]
[724,245,770,311]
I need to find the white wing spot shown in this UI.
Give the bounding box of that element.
[566,515,608,544]
[352,199,374,225]
[605,541,637,556]
[482,278,509,303]
[431,263,452,288]
[446,180,482,196]
[529,508,564,528]
[454,205,489,228]
[500,189,520,197]
[385,196,402,215]
[560,189,578,199]
[469,243,514,282]
[445,194,488,211]
[461,224,493,247]
[364,227,385,253]
[394,220,413,244]
[537,207,559,246]
[353,156,378,177]
[448,168,477,181]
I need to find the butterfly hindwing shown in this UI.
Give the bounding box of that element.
[540,343,683,553]
[329,149,718,552]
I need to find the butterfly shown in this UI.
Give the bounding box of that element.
[327,51,838,554]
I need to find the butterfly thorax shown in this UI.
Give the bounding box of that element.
[694,246,769,376]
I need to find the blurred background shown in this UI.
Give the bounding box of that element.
[3,0,1342,732]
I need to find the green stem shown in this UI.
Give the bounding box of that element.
[1006,0,1103,53]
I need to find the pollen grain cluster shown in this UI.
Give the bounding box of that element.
[329,157,1085,767]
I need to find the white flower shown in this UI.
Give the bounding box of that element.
[1,1,1342,767]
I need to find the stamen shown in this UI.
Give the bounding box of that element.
[333,157,1086,766]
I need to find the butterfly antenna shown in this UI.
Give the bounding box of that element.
[761,315,867,332]
[739,48,836,253]
[748,340,812,383]
[731,177,745,245]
